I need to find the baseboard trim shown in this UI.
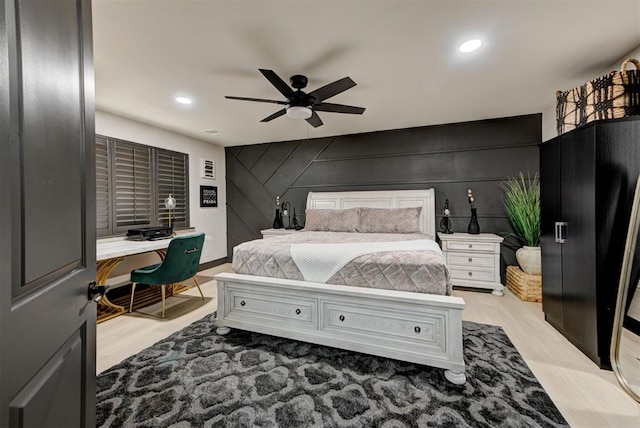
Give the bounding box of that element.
[199,257,228,272]
[624,315,640,336]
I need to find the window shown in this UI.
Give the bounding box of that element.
[96,135,189,237]
[156,149,188,228]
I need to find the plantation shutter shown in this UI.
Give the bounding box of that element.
[95,135,189,236]
[113,140,152,231]
[96,136,110,237]
[156,150,188,229]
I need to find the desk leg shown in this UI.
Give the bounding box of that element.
[154,249,167,261]
[96,257,127,323]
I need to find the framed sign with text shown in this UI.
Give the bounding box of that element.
[200,185,218,208]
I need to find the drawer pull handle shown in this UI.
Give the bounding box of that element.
[295,308,301,315]
[468,244,473,248]
[414,326,421,334]
[468,257,473,263]
[339,315,345,322]
[240,300,246,306]
[468,272,473,277]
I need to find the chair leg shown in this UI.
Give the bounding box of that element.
[129,283,137,313]
[161,284,166,318]
[193,276,205,300]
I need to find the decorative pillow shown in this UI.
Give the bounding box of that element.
[357,207,423,233]
[303,208,360,232]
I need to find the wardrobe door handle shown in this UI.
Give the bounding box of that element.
[295,308,301,315]
[339,315,345,322]
[555,221,567,243]
[240,300,246,306]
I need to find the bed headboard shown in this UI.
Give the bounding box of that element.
[306,189,436,237]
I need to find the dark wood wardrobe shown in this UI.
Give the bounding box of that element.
[540,117,640,368]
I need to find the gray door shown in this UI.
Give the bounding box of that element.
[0,0,96,426]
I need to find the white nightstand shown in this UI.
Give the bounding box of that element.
[438,232,504,296]
[260,228,301,239]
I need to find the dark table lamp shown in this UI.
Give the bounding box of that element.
[282,201,292,229]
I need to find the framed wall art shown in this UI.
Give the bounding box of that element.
[200,185,218,207]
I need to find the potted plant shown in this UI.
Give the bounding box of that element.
[502,172,541,275]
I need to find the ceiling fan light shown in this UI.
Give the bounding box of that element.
[286,106,312,119]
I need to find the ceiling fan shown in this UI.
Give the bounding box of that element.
[225,69,365,128]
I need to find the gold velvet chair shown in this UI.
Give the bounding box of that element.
[129,233,205,318]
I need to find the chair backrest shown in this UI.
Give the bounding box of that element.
[152,233,205,284]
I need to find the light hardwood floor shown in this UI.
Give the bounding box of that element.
[620,328,640,395]
[97,264,640,427]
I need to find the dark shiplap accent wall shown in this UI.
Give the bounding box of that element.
[225,113,541,270]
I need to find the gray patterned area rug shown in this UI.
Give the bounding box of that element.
[97,314,568,427]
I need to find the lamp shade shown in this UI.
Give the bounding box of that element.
[164,194,176,210]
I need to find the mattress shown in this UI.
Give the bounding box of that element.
[232,231,452,295]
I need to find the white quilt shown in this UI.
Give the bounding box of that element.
[289,239,442,283]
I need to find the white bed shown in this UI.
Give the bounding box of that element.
[214,189,466,384]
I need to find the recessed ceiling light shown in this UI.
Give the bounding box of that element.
[175,96,192,105]
[459,39,482,53]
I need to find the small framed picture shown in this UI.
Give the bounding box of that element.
[200,185,218,208]
[201,158,215,179]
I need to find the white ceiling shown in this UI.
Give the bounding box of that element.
[92,0,640,147]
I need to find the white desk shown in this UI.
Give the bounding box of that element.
[97,238,172,261]
[96,238,173,322]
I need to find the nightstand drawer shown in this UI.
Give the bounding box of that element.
[443,241,496,253]
[450,267,495,283]
[446,252,494,267]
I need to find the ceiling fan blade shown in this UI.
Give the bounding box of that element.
[260,109,287,122]
[259,69,295,98]
[314,102,365,115]
[225,96,287,105]
[308,77,356,102]
[306,111,323,128]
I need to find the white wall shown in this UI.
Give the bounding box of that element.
[542,46,640,141]
[95,110,227,282]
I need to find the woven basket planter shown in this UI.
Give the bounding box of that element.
[506,265,542,302]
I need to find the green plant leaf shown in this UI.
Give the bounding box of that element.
[501,172,541,247]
